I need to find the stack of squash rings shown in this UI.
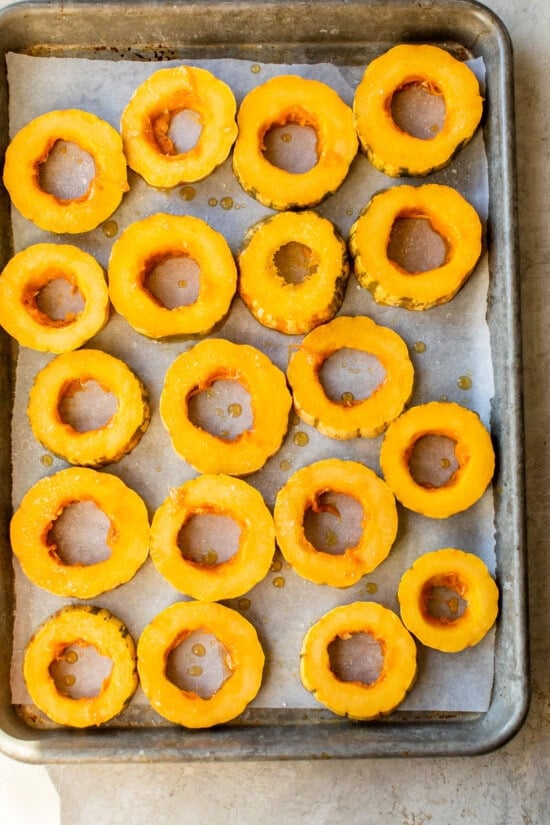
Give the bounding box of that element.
[2,44,499,728]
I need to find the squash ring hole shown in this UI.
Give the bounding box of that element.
[187,378,253,441]
[153,108,203,155]
[328,631,384,685]
[262,121,318,173]
[390,81,446,140]
[303,490,364,556]
[318,347,387,404]
[387,215,448,274]
[58,378,118,432]
[144,253,201,309]
[30,277,85,326]
[274,241,319,284]
[50,642,114,699]
[166,630,232,699]
[421,575,468,625]
[408,434,460,488]
[38,139,96,201]
[48,500,112,565]
[177,512,242,566]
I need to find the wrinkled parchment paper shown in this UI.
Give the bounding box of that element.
[7,53,495,712]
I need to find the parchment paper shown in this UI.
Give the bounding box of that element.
[7,52,495,712]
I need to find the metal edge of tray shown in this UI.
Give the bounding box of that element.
[0,0,528,762]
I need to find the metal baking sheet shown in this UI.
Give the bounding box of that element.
[0,0,527,761]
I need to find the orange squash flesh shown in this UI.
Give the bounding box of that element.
[300,601,417,719]
[137,601,264,728]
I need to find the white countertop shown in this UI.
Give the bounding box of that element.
[0,0,548,822]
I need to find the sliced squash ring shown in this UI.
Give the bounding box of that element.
[108,213,237,339]
[23,605,138,728]
[397,548,499,652]
[287,315,414,439]
[160,338,292,476]
[353,44,483,177]
[349,184,483,310]
[11,467,150,599]
[237,210,349,334]
[150,474,275,601]
[137,601,265,728]
[274,459,398,587]
[300,601,417,719]
[380,401,495,518]
[27,348,150,467]
[120,65,238,188]
[3,109,128,234]
[233,74,358,210]
[0,243,109,353]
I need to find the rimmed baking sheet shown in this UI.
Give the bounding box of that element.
[0,0,527,761]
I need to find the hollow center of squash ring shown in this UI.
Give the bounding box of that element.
[304,491,364,556]
[274,241,319,284]
[178,512,242,566]
[388,216,448,274]
[24,276,85,327]
[421,575,468,625]
[152,108,203,155]
[328,632,384,685]
[48,500,112,565]
[58,379,118,432]
[166,630,232,699]
[38,139,96,201]
[319,347,387,404]
[408,435,460,488]
[188,379,253,440]
[144,253,201,309]
[390,81,446,140]
[262,121,318,173]
[50,642,113,699]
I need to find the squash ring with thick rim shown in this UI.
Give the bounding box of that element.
[397,548,499,652]
[11,467,150,599]
[0,243,109,353]
[237,210,349,334]
[349,184,483,310]
[150,474,275,601]
[27,348,150,467]
[3,109,128,234]
[137,601,265,728]
[353,44,483,177]
[380,400,495,518]
[300,601,417,719]
[233,74,358,210]
[108,213,237,339]
[287,315,414,439]
[160,338,292,476]
[23,605,138,728]
[274,459,398,587]
[120,65,238,188]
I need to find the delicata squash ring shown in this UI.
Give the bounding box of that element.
[120,65,238,188]
[237,210,349,335]
[160,338,292,476]
[27,348,150,467]
[0,243,109,353]
[23,605,138,728]
[137,600,265,728]
[287,315,414,439]
[380,401,495,518]
[233,74,358,210]
[397,548,499,652]
[150,474,275,601]
[353,44,483,177]
[349,184,483,310]
[300,601,417,719]
[274,459,398,587]
[108,213,237,339]
[3,109,128,233]
[11,467,150,599]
